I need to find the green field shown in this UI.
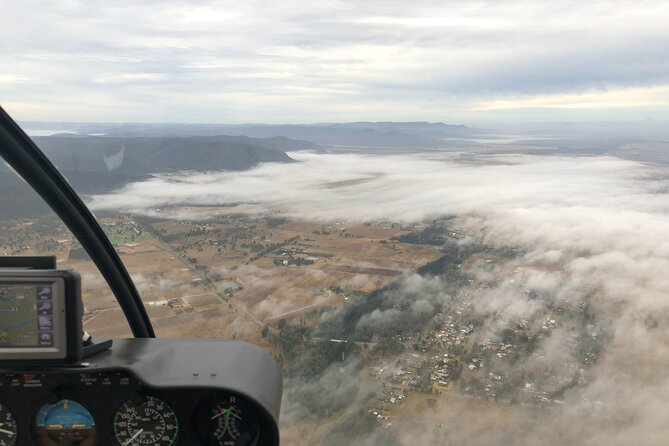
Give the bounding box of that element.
[0,285,39,347]
[103,224,153,246]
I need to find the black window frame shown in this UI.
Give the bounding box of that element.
[0,105,154,337]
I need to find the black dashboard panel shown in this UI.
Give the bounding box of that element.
[0,339,282,446]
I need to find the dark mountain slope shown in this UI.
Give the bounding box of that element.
[22,121,476,150]
[33,135,294,176]
[0,135,295,217]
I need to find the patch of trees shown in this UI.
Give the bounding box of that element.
[317,284,436,343]
[158,227,222,243]
[292,341,360,379]
[35,239,60,252]
[248,236,300,262]
[372,338,405,357]
[272,322,359,379]
[392,217,453,245]
[273,323,310,360]
[272,257,314,266]
[241,241,264,252]
[265,216,287,228]
[418,240,484,283]
[501,328,530,346]
[316,287,393,340]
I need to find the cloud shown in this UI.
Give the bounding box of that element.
[89,151,668,223]
[130,273,188,297]
[101,150,669,444]
[92,73,166,84]
[476,85,669,111]
[3,1,669,122]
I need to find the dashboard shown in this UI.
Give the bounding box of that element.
[0,339,281,446]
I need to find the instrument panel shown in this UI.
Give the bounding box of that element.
[0,370,270,446]
[0,339,281,446]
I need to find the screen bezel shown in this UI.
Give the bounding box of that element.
[0,276,67,360]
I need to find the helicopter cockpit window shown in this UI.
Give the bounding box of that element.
[0,157,132,339]
[3,1,669,444]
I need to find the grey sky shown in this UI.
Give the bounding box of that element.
[2,0,669,123]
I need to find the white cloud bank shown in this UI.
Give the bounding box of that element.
[93,152,669,444]
[89,151,669,222]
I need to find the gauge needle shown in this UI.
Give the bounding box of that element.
[211,408,242,421]
[211,409,227,420]
[0,427,14,436]
[123,429,144,446]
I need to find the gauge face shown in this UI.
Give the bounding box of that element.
[33,399,96,446]
[0,403,18,446]
[112,396,179,446]
[196,395,260,446]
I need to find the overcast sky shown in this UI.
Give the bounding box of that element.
[2,0,669,124]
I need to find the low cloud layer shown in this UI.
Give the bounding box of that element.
[95,151,669,444]
[89,151,669,222]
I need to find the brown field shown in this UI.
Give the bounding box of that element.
[1,211,444,349]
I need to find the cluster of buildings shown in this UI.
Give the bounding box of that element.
[361,288,603,425]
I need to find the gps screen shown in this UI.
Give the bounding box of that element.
[0,283,54,348]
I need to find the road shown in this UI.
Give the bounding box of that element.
[151,239,269,332]
[263,290,336,322]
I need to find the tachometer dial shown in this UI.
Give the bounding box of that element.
[33,399,96,446]
[196,395,260,446]
[112,396,179,446]
[0,403,18,446]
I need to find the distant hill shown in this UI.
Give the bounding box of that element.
[0,172,52,218]
[216,122,477,149]
[0,135,297,218]
[22,123,323,152]
[31,134,295,188]
[21,121,479,150]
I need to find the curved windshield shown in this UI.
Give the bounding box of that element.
[0,157,132,338]
[3,1,669,445]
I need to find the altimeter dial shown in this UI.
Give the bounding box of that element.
[112,396,179,446]
[0,403,17,446]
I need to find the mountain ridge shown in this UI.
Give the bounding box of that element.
[21,121,478,149]
[0,134,299,217]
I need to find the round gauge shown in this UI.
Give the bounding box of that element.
[112,396,179,446]
[33,399,96,446]
[195,394,260,446]
[0,402,18,446]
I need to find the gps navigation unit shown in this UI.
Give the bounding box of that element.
[0,270,82,365]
